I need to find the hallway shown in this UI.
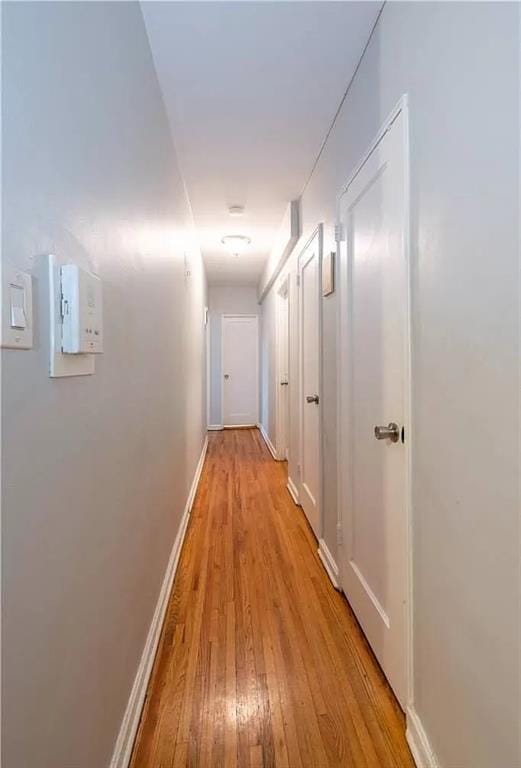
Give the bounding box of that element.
[2,3,520,766]
[130,429,414,767]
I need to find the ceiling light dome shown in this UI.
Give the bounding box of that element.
[221,235,251,255]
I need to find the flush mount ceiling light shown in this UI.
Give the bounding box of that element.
[228,205,245,217]
[221,235,251,255]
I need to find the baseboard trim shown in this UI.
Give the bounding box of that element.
[287,476,300,505]
[258,423,279,460]
[406,706,439,768]
[186,436,208,512]
[207,424,223,431]
[318,538,341,590]
[109,435,208,768]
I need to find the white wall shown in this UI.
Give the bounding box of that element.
[208,284,260,427]
[260,3,520,767]
[1,3,207,766]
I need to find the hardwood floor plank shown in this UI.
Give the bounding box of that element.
[130,428,414,768]
[225,600,238,768]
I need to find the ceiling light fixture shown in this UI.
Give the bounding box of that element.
[228,205,245,217]
[221,234,251,255]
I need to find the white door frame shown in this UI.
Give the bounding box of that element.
[336,95,413,707]
[275,275,290,460]
[205,311,211,429]
[297,224,324,538]
[221,313,259,428]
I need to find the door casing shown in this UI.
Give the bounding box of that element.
[336,95,413,708]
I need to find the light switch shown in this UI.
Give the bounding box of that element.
[1,263,33,349]
[10,284,27,329]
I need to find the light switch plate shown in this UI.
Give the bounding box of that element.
[47,254,95,377]
[1,262,33,349]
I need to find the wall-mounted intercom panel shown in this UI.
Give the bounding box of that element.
[47,254,102,377]
[61,264,103,354]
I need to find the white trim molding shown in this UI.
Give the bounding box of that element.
[318,539,340,590]
[109,435,208,768]
[205,319,210,429]
[186,437,208,513]
[258,199,301,301]
[207,424,223,431]
[406,706,440,768]
[287,476,300,506]
[259,423,279,460]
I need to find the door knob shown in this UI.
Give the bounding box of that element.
[224,374,229,379]
[306,394,319,404]
[280,380,289,386]
[374,422,400,443]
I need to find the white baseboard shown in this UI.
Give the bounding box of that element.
[406,706,439,768]
[186,436,208,512]
[258,423,279,460]
[318,538,341,590]
[110,436,208,768]
[287,475,300,505]
[207,424,223,431]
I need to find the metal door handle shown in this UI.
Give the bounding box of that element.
[306,394,319,404]
[224,374,229,379]
[374,422,400,443]
[280,380,289,386]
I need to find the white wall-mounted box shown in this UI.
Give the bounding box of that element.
[1,262,33,349]
[61,264,103,354]
[47,254,97,377]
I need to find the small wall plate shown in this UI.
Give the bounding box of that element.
[1,262,33,349]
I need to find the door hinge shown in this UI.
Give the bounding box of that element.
[337,521,343,547]
[334,223,345,243]
[296,274,301,287]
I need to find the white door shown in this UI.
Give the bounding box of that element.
[222,315,259,427]
[338,109,409,707]
[298,229,322,536]
[277,284,289,460]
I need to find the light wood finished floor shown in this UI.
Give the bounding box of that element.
[130,428,414,768]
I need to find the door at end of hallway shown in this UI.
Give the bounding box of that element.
[222,314,259,427]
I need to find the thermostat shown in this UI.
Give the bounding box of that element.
[61,264,103,354]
